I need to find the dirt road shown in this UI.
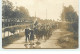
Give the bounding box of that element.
[4,29,71,49]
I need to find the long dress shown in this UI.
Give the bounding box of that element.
[30,30,34,40]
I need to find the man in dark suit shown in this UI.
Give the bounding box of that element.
[25,27,30,42]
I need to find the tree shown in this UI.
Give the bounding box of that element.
[18,6,30,18]
[61,5,78,22]
[61,5,78,34]
[2,0,13,18]
[2,0,30,19]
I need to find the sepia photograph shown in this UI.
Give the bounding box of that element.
[2,0,79,49]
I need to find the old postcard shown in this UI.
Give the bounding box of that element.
[2,0,79,49]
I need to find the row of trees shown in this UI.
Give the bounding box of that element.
[2,0,30,19]
[61,5,78,34]
[57,5,78,48]
[61,5,78,22]
[2,0,32,37]
[58,5,78,48]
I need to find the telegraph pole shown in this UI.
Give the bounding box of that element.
[46,8,47,19]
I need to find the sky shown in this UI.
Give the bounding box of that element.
[8,0,79,21]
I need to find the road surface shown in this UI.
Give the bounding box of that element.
[3,29,70,49]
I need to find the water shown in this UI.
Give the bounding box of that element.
[2,29,24,38]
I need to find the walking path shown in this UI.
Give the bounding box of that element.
[4,29,71,49]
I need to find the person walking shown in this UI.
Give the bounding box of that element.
[30,29,34,42]
[25,26,30,43]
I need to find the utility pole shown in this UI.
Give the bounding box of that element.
[35,11,36,18]
[46,8,47,19]
[35,11,37,21]
[33,11,37,28]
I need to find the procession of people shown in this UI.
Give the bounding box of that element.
[24,21,56,48]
